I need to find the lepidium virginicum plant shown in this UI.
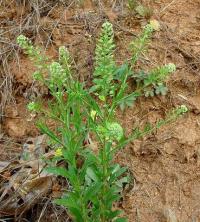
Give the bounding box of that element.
[17,21,188,222]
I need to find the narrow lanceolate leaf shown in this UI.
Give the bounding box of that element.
[110,165,127,183]
[68,207,84,222]
[54,197,76,208]
[37,122,63,145]
[46,166,68,178]
[107,210,122,220]
[55,196,88,222]
[84,182,102,202]
[86,167,100,182]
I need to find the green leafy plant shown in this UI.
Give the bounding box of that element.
[17,22,188,222]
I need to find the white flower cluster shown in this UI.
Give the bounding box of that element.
[49,62,63,76]
[59,46,70,60]
[102,21,113,35]
[48,62,67,88]
[17,35,29,48]
[165,63,176,73]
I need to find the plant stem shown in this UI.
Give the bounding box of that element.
[100,140,109,222]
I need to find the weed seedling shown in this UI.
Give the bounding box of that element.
[17,21,188,222]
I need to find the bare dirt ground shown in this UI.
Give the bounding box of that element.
[1,0,200,221]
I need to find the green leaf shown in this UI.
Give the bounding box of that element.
[67,165,79,185]
[144,88,154,97]
[118,92,139,111]
[109,164,127,183]
[55,196,86,222]
[68,207,84,222]
[119,101,125,111]
[46,166,68,178]
[107,210,122,220]
[89,84,100,93]
[144,122,152,133]
[84,182,102,202]
[54,197,74,208]
[133,70,147,83]
[104,187,120,206]
[155,83,168,96]
[116,176,130,189]
[86,167,99,182]
[156,119,165,128]
[114,64,129,80]
[37,122,63,145]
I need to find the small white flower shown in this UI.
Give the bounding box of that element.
[17,35,31,49]
[59,46,70,60]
